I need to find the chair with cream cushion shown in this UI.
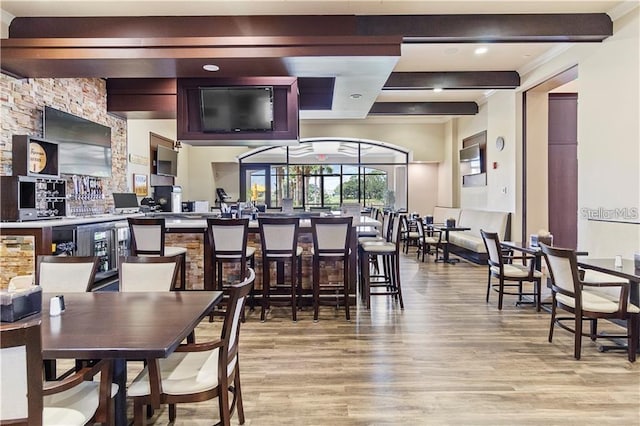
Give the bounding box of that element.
[258,217,303,322]
[36,256,100,293]
[415,220,443,262]
[118,255,181,292]
[480,229,543,311]
[127,268,255,425]
[0,321,116,426]
[128,218,187,290]
[540,244,639,362]
[359,214,404,310]
[310,216,353,321]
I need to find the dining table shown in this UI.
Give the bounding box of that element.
[433,225,471,264]
[36,291,223,426]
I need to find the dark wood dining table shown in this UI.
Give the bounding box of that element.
[38,291,223,426]
[577,258,639,306]
[433,225,470,264]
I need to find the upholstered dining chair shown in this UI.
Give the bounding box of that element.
[540,244,639,362]
[480,229,543,311]
[258,217,303,322]
[127,217,187,290]
[0,321,116,426]
[310,216,353,321]
[118,255,182,292]
[36,255,100,293]
[127,268,255,426]
[415,220,443,262]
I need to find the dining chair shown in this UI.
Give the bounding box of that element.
[258,217,303,322]
[401,214,420,254]
[207,218,256,320]
[415,220,443,262]
[0,321,116,426]
[310,216,353,321]
[118,255,182,292]
[540,244,639,362]
[480,229,542,311]
[36,255,100,293]
[359,213,404,310]
[127,217,187,289]
[127,268,256,426]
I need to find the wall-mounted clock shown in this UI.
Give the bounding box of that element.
[495,136,505,152]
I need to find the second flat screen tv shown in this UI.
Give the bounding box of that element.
[199,86,274,133]
[156,145,178,177]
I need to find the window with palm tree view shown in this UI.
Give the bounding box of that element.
[239,139,408,210]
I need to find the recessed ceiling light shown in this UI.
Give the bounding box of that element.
[474,46,489,55]
[433,87,443,93]
[349,93,362,99]
[203,64,220,72]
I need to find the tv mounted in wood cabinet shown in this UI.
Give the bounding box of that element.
[177,77,299,146]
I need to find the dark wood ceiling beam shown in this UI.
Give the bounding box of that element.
[358,14,612,42]
[9,14,612,43]
[369,102,478,116]
[384,71,520,90]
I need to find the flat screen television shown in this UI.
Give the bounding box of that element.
[156,145,178,177]
[459,144,482,176]
[199,86,274,133]
[43,106,112,177]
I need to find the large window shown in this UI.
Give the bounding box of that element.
[239,139,408,210]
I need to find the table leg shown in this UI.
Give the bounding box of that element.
[113,358,127,426]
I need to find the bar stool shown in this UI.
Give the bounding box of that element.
[258,217,303,321]
[207,218,256,319]
[359,214,404,310]
[128,217,187,290]
[310,216,353,321]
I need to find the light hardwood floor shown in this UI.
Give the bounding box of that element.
[127,251,640,425]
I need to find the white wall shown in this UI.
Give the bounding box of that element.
[517,8,640,256]
[301,119,445,162]
[408,163,439,215]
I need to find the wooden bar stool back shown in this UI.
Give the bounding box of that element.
[128,217,187,289]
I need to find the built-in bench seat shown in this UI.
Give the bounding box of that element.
[430,207,510,264]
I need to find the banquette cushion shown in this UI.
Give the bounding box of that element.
[447,209,509,254]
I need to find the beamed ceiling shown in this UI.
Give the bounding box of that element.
[0,1,625,121]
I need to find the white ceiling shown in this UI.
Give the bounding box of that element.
[1,0,633,122]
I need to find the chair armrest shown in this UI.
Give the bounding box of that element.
[175,339,224,353]
[582,281,631,312]
[42,359,109,395]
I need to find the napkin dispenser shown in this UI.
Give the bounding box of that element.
[1,285,42,322]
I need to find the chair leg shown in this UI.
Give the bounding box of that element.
[498,277,505,310]
[169,404,177,422]
[343,256,350,321]
[548,298,556,342]
[627,314,638,363]
[234,366,246,424]
[574,313,582,360]
[261,259,270,322]
[486,271,492,303]
[590,319,598,341]
[133,400,145,426]
[291,256,298,322]
[536,278,542,312]
[313,257,320,322]
[394,253,404,309]
[218,376,231,426]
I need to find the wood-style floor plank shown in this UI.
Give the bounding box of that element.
[122,251,639,425]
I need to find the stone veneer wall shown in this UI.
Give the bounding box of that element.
[0,75,128,205]
[0,75,127,287]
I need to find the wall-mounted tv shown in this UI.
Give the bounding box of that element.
[459,143,482,176]
[199,86,274,133]
[156,145,178,177]
[43,106,112,177]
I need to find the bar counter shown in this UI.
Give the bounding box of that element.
[0,212,380,294]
